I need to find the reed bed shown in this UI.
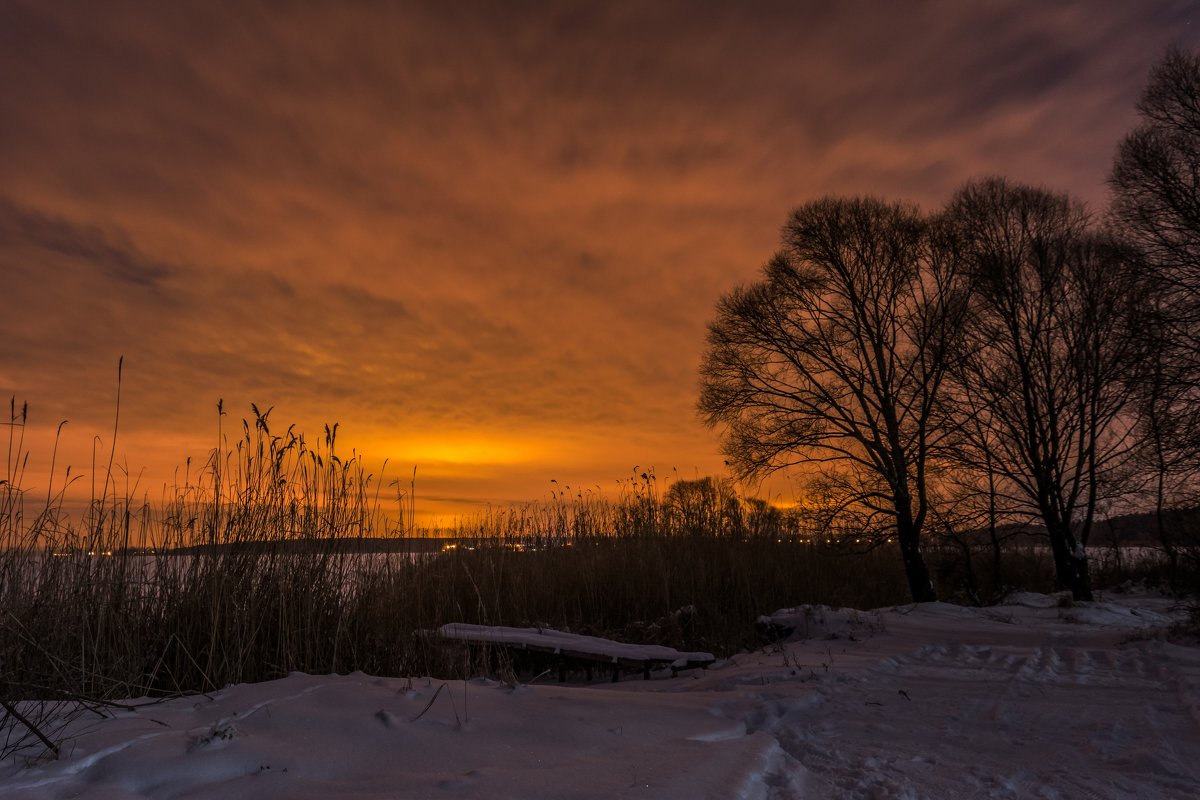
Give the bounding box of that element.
[0,399,1180,751]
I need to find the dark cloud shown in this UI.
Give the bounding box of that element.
[0,196,171,288]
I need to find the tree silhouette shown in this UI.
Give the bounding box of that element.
[1112,47,1200,295]
[699,197,966,603]
[943,178,1145,601]
[662,476,743,537]
[1111,46,1200,568]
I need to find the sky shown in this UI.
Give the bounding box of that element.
[2,0,1198,524]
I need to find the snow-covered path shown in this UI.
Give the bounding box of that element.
[2,591,1196,799]
[701,597,1200,798]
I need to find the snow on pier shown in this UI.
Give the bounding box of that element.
[437,623,716,681]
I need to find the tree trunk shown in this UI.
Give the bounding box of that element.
[952,535,982,606]
[986,457,1003,592]
[896,517,937,603]
[1047,525,1094,601]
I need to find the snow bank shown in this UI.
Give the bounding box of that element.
[3,590,1195,799]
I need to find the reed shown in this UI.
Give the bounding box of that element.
[0,399,1183,759]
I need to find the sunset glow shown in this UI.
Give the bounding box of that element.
[1,1,1196,522]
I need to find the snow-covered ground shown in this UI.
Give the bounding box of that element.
[2,590,1196,799]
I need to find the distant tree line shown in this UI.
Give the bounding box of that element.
[700,47,1200,603]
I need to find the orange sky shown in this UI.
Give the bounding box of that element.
[2,1,1197,524]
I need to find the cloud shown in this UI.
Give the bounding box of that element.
[0,196,172,288]
[1,0,1198,518]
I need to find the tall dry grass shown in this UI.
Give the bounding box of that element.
[0,404,908,695]
[0,398,1181,759]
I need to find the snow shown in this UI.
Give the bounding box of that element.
[437,623,715,668]
[2,590,1197,799]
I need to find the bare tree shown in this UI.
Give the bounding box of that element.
[1128,300,1200,578]
[935,411,1026,598]
[1111,47,1200,296]
[699,197,966,603]
[663,476,743,537]
[943,179,1145,601]
[1111,46,1200,569]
